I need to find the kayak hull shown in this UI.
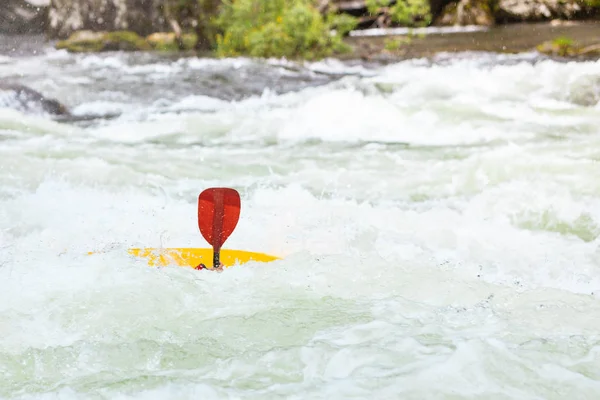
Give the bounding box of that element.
[127,247,280,268]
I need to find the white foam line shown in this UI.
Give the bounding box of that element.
[349,25,490,37]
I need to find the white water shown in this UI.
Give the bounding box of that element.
[1,45,600,399]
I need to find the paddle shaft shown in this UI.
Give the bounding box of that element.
[213,250,220,269]
[212,189,224,268]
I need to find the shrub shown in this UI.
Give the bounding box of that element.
[215,0,358,59]
[552,36,577,56]
[366,0,432,27]
[384,36,412,51]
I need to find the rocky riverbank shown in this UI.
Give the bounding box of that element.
[40,0,600,41]
[0,0,598,61]
[51,20,600,61]
[343,20,600,60]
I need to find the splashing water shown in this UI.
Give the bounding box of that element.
[1,40,600,399]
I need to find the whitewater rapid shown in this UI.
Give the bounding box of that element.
[1,39,600,399]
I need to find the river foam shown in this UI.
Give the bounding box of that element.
[1,48,599,399]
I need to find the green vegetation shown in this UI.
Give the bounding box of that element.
[553,36,576,53]
[366,0,432,27]
[214,0,357,59]
[535,36,600,58]
[152,0,359,58]
[54,0,359,60]
[53,0,431,58]
[48,0,600,59]
[384,36,412,51]
[537,36,578,57]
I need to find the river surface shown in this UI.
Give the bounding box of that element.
[1,35,600,399]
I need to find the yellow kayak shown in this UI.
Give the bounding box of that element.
[127,248,280,268]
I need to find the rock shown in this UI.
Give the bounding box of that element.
[47,0,170,39]
[56,30,106,52]
[434,0,495,25]
[47,0,219,51]
[0,0,49,34]
[0,83,70,116]
[537,37,600,58]
[537,37,578,56]
[429,0,460,18]
[549,18,578,26]
[56,30,152,52]
[579,43,600,57]
[496,0,589,22]
[333,0,368,14]
[146,32,198,51]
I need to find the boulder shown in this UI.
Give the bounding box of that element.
[434,0,496,25]
[0,83,70,116]
[47,0,220,51]
[537,37,600,58]
[0,0,49,34]
[55,30,152,52]
[496,0,590,22]
[47,0,170,39]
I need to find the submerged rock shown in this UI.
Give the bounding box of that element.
[146,32,198,51]
[537,36,579,56]
[0,0,49,34]
[56,30,204,53]
[56,30,152,52]
[0,83,70,116]
[537,37,600,58]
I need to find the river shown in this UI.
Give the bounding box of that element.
[1,34,599,399]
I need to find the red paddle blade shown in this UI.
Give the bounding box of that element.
[198,187,241,251]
